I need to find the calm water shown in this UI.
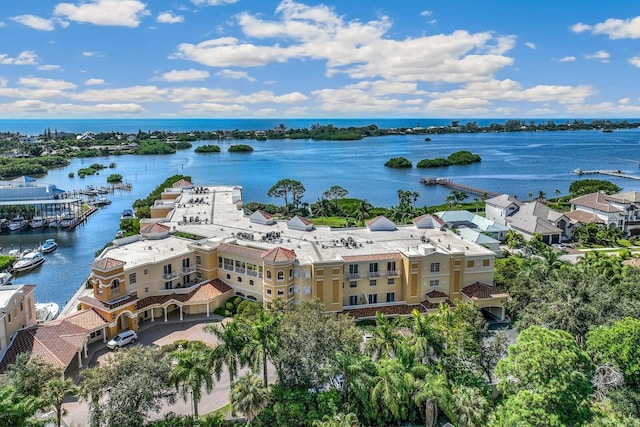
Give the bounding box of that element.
[2,123,640,309]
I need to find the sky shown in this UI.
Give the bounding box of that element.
[1,0,640,119]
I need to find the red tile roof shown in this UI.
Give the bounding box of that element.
[425,289,448,299]
[137,279,231,310]
[461,282,509,300]
[140,223,170,234]
[218,242,266,259]
[564,210,605,224]
[343,298,452,319]
[262,246,296,262]
[92,257,126,270]
[79,294,138,311]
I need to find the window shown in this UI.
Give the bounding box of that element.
[196,255,201,265]
[226,274,231,280]
[97,286,103,295]
[349,281,357,288]
[369,263,378,273]
[387,278,395,285]
[430,262,440,273]
[145,287,149,293]
[316,269,324,276]
[165,281,173,290]
[304,270,311,278]
[237,276,242,283]
[289,286,294,295]
[144,269,148,275]
[467,260,474,268]
[387,261,396,272]
[386,292,395,303]
[369,279,377,287]
[129,273,137,284]
[368,294,378,304]
[20,302,23,311]
[266,289,272,296]
[163,264,172,275]
[249,279,254,286]
[111,279,120,290]
[277,271,284,281]
[183,258,190,268]
[266,270,272,280]
[349,295,358,305]
[348,264,358,277]
[277,289,284,297]
[8,312,11,323]
[483,259,490,267]
[430,279,439,287]
[289,268,294,279]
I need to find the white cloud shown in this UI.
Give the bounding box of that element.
[157,11,184,24]
[190,0,239,6]
[54,0,149,28]
[173,1,516,85]
[586,50,610,63]
[629,55,640,68]
[11,15,58,31]
[0,99,145,116]
[235,90,307,104]
[82,51,100,57]
[559,56,576,62]
[420,10,432,17]
[0,51,38,65]
[69,85,168,103]
[525,42,536,50]
[0,21,5,27]
[169,87,235,103]
[19,77,77,90]
[254,108,277,116]
[216,69,256,81]
[619,97,631,105]
[572,17,640,39]
[85,78,106,85]
[155,69,210,82]
[38,64,63,71]
[180,102,248,115]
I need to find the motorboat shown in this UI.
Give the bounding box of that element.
[8,248,30,258]
[7,216,28,231]
[60,212,76,228]
[40,238,58,253]
[11,251,45,272]
[35,302,59,323]
[115,229,126,238]
[0,272,12,286]
[30,216,45,229]
[121,209,135,220]
[94,197,112,206]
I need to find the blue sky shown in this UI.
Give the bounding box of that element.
[1,0,640,118]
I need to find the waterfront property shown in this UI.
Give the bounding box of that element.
[568,190,640,236]
[0,284,37,357]
[0,181,509,374]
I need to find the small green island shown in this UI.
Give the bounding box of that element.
[106,173,123,183]
[228,144,254,152]
[194,145,221,153]
[417,150,481,168]
[384,157,412,168]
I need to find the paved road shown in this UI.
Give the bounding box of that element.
[61,316,276,427]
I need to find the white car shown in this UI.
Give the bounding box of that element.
[107,330,138,350]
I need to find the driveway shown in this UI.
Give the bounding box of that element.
[61,315,276,427]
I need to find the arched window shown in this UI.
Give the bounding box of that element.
[289,268,294,279]
[277,271,284,281]
[111,279,120,290]
[266,270,272,280]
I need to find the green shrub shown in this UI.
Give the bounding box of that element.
[228,144,254,152]
[195,145,221,153]
[384,157,412,168]
[106,173,123,183]
[213,307,227,316]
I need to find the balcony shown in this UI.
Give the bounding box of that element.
[163,271,179,281]
[182,266,196,274]
[368,271,381,278]
[348,272,362,279]
[387,270,400,277]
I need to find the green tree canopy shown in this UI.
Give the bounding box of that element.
[587,317,640,386]
[569,179,621,197]
[267,178,306,207]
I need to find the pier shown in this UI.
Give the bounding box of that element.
[420,177,500,197]
[572,169,640,181]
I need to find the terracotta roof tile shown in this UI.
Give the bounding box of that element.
[140,223,170,234]
[92,257,126,270]
[79,294,138,311]
[461,282,509,300]
[137,279,231,309]
[59,308,109,330]
[218,243,266,259]
[425,289,448,299]
[564,210,605,224]
[262,246,296,262]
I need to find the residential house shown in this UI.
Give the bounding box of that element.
[569,190,640,236]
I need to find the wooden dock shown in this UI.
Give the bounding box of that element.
[420,177,500,197]
[572,169,640,180]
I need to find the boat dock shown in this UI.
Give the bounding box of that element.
[420,177,500,197]
[572,169,640,180]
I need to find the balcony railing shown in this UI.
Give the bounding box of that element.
[368,271,381,278]
[163,271,178,281]
[182,266,196,274]
[348,272,362,279]
[387,270,400,277]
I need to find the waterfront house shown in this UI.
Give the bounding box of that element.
[434,210,508,241]
[569,190,640,236]
[485,194,522,226]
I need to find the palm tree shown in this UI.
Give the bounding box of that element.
[413,373,452,427]
[365,313,405,360]
[205,319,249,386]
[355,199,372,227]
[409,310,444,365]
[537,190,546,201]
[312,412,360,427]
[370,359,409,424]
[451,385,488,427]
[41,377,77,427]
[230,373,270,424]
[168,346,214,418]
[245,309,279,387]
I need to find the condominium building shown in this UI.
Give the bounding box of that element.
[0,284,37,357]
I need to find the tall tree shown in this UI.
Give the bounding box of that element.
[41,377,78,427]
[450,385,489,427]
[245,309,279,386]
[205,319,249,386]
[355,199,372,227]
[168,345,215,418]
[267,179,305,208]
[323,185,348,213]
[230,373,270,424]
[365,312,406,360]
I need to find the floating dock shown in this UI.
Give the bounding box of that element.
[572,169,640,181]
[420,177,500,197]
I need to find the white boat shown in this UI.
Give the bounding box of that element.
[94,197,112,206]
[8,248,30,258]
[0,272,12,286]
[7,217,28,231]
[30,216,45,229]
[121,209,135,220]
[60,212,76,228]
[11,251,45,272]
[35,302,59,323]
[40,238,58,253]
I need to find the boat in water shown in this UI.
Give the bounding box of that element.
[94,197,112,206]
[40,238,58,253]
[60,212,76,228]
[30,216,45,229]
[0,271,12,286]
[35,302,59,323]
[11,251,45,273]
[7,216,28,231]
[121,209,135,220]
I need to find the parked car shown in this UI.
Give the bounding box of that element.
[107,330,138,350]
